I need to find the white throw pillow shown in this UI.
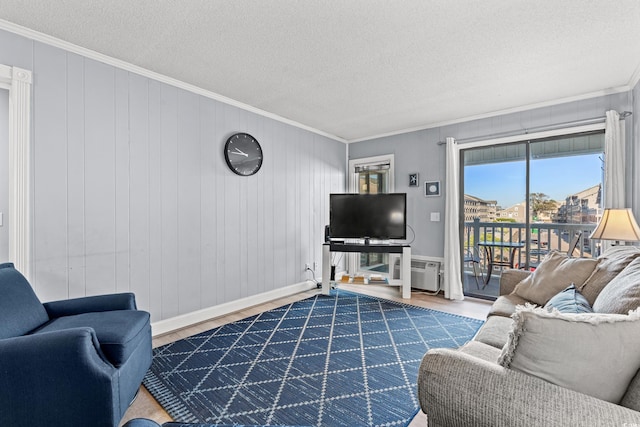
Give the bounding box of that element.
[498,304,640,403]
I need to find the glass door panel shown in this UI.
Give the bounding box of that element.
[529,135,604,262]
[357,169,390,273]
[461,143,527,299]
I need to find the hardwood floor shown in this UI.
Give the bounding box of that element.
[119,284,492,426]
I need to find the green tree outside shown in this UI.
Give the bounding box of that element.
[530,192,557,219]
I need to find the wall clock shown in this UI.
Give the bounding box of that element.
[224,133,263,176]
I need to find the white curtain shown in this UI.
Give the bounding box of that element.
[602,110,626,252]
[604,110,626,209]
[443,137,464,300]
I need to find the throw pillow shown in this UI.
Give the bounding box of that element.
[498,305,640,404]
[579,245,640,306]
[544,284,593,314]
[513,251,599,306]
[592,257,640,314]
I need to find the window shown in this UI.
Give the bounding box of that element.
[461,131,605,299]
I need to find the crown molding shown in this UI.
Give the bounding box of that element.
[629,61,640,91]
[0,19,348,144]
[1,19,634,146]
[348,85,631,144]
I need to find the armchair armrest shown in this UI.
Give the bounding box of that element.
[43,292,137,318]
[0,328,119,426]
[418,348,640,427]
[499,269,530,296]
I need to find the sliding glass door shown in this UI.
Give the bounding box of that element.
[461,131,604,299]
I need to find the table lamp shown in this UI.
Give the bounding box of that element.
[589,208,640,244]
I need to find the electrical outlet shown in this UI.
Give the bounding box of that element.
[305,263,311,271]
[313,261,318,271]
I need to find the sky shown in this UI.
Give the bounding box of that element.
[464,153,603,208]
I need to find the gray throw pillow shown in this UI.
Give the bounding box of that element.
[544,284,593,314]
[579,245,640,305]
[498,305,640,404]
[513,251,599,306]
[593,257,640,314]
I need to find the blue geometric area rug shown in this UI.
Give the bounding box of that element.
[143,290,484,426]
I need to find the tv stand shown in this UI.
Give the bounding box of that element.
[322,242,411,299]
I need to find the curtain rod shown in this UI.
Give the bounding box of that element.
[436,110,632,145]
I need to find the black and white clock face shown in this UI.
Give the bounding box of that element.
[224,133,263,176]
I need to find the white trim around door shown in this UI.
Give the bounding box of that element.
[0,64,32,280]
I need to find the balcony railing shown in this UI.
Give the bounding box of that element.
[463,218,598,298]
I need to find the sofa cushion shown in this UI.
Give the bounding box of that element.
[498,304,640,404]
[499,268,532,296]
[544,284,593,314]
[488,294,530,317]
[473,315,513,349]
[579,245,640,306]
[32,310,150,367]
[593,257,640,314]
[0,263,49,339]
[458,340,502,363]
[621,370,640,411]
[513,251,599,306]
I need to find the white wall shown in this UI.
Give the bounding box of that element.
[0,29,346,322]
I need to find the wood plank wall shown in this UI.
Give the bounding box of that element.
[0,31,346,322]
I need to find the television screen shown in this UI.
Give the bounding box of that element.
[329,193,407,240]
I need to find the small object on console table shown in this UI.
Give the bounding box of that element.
[353,275,366,284]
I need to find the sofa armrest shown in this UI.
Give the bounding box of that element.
[122,420,162,427]
[0,328,120,426]
[43,292,137,317]
[418,348,640,427]
[499,269,530,296]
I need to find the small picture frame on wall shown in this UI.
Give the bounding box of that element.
[425,181,441,197]
[409,173,419,187]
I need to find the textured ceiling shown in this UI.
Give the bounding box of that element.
[1,1,640,142]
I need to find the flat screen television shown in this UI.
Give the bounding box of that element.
[329,193,407,240]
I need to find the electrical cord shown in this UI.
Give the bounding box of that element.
[332,252,344,266]
[406,224,416,245]
[390,224,416,245]
[413,284,441,296]
[305,267,321,288]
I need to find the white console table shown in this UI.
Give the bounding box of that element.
[322,242,411,299]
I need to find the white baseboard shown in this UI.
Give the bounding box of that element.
[151,280,318,337]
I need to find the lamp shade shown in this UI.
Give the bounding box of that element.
[589,208,640,242]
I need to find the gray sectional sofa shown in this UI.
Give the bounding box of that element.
[418,245,640,427]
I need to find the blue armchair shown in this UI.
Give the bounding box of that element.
[0,262,152,427]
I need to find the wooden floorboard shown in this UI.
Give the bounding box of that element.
[119,285,492,426]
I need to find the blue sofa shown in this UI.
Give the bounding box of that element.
[0,262,152,427]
